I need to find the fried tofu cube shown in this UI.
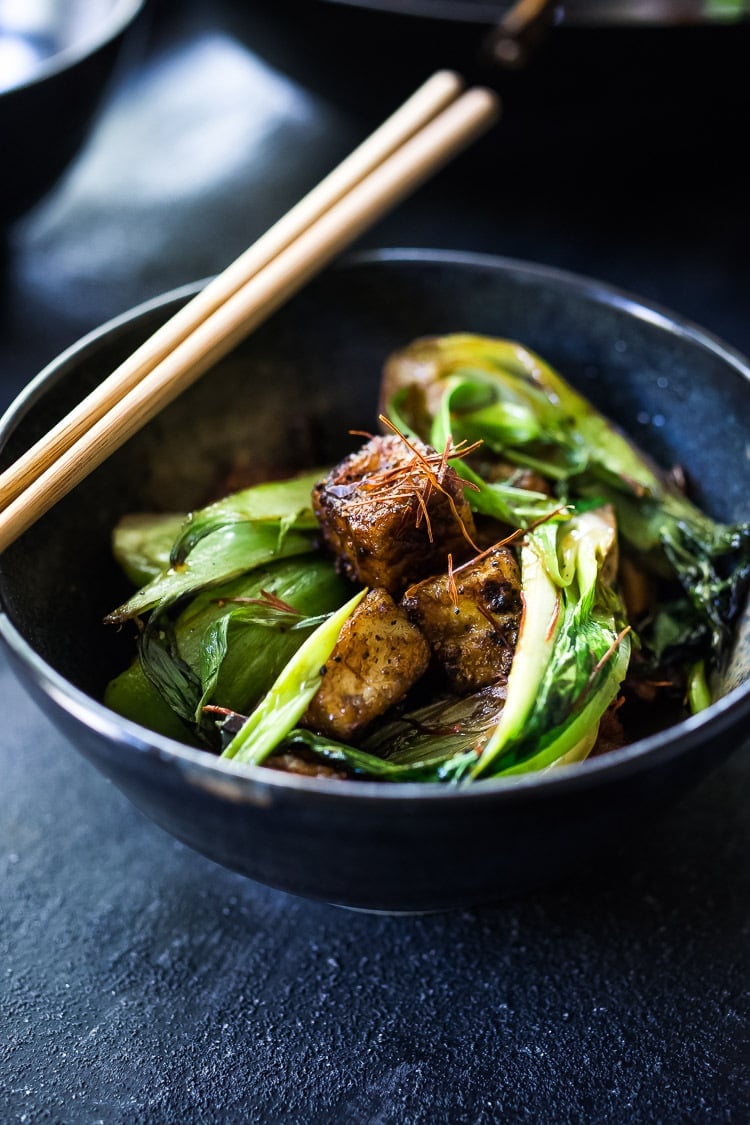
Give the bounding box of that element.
[401,546,522,694]
[302,588,430,741]
[312,434,476,596]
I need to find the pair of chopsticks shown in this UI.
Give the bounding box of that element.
[0,71,499,554]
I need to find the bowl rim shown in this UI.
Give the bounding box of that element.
[314,0,742,28]
[0,0,144,98]
[1,245,749,806]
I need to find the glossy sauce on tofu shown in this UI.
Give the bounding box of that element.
[402,547,522,694]
[312,434,476,596]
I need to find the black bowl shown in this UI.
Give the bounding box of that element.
[1,250,749,911]
[0,0,145,226]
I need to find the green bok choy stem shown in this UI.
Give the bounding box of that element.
[106,472,323,623]
[471,506,631,779]
[384,333,750,662]
[105,557,350,742]
[221,589,366,766]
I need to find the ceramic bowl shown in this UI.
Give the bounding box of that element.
[0,0,145,225]
[1,250,748,911]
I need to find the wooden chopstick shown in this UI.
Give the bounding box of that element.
[0,80,499,553]
[0,71,463,515]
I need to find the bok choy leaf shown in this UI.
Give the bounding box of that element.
[169,469,322,564]
[220,589,366,767]
[383,333,750,661]
[104,557,350,739]
[215,685,507,781]
[106,522,316,623]
[470,506,631,779]
[112,512,186,586]
[282,728,477,782]
[106,472,327,623]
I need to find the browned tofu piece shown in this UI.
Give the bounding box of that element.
[401,547,522,694]
[312,434,476,596]
[302,588,430,742]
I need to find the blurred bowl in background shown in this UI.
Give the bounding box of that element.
[264,0,750,196]
[0,0,145,226]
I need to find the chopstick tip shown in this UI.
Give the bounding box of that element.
[465,85,502,122]
[432,69,465,94]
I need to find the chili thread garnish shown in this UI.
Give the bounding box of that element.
[452,504,570,577]
[342,417,483,552]
[545,594,561,643]
[214,589,301,615]
[447,553,459,608]
[475,600,514,644]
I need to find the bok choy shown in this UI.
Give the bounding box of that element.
[382,334,750,665]
[104,332,747,784]
[470,506,630,779]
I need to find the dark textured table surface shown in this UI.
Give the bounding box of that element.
[1,2,748,1121]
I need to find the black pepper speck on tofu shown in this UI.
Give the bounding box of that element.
[302,588,430,741]
[402,546,522,694]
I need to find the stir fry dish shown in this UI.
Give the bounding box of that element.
[104,335,750,782]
